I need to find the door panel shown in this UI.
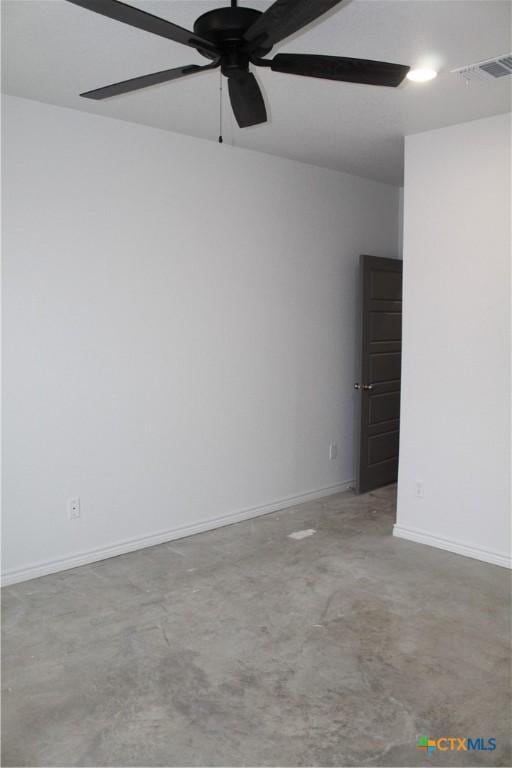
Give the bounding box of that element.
[356,255,402,493]
[369,352,401,382]
[368,430,400,464]
[369,311,401,341]
[369,392,401,424]
[370,270,402,300]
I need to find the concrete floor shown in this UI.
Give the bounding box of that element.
[2,486,511,767]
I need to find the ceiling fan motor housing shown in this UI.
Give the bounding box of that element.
[193,6,271,76]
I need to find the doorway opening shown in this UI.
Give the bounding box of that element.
[355,254,402,493]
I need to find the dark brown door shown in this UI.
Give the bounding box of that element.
[355,255,402,493]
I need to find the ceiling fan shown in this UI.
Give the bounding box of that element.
[66,0,410,128]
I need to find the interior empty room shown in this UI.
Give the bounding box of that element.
[1,0,511,766]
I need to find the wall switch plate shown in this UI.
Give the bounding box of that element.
[68,497,81,520]
[415,482,424,499]
[329,443,338,460]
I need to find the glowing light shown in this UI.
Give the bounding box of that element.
[406,67,438,83]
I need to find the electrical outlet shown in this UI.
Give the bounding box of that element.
[415,482,424,499]
[329,443,338,461]
[68,497,81,520]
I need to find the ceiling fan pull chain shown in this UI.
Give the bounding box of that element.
[218,69,223,144]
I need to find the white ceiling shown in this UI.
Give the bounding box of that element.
[2,0,511,184]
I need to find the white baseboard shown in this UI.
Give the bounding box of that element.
[1,480,353,587]
[393,524,512,569]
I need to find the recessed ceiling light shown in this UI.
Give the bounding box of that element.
[407,67,438,83]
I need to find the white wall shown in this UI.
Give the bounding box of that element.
[395,113,511,568]
[2,95,400,584]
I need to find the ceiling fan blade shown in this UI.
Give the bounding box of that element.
[228,72,267,128]
[81,61,219,100]
[243,0,344,49]
[66,0,217,53]
[270,54,410,86]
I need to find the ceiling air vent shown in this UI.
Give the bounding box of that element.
[452,54,512,82]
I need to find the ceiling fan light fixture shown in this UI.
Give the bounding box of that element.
[406,67,438,83]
